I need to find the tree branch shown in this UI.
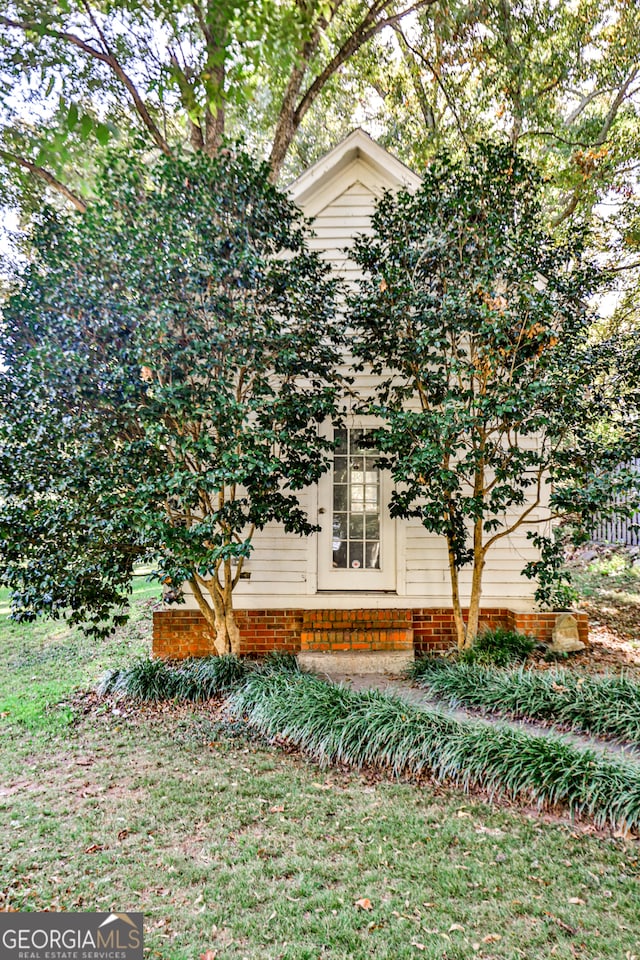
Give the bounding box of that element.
[551,66,640,227]
[0,15,172,158]
[564,86,618,126]
[608,259,640,274]
[295,0,436,128]
[394,24,436,132]
[268,0,436,178]
[394,27,470,147]
[0,148,87,212]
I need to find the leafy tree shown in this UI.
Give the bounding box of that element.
[349,142,638,649]
[0,148,343,653]
[0,0,435,214]
[373,0,640,220]
[2,1,638,338]
[364,1,640,326]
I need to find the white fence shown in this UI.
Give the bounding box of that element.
[590,459,640,546]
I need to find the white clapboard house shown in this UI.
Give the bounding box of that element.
[153,130,587,668]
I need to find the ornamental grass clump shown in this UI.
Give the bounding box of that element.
[410,659,640,746]
[231,670,640,831]
[98,654,250,701]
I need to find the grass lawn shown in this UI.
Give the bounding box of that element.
[2,582,640,958]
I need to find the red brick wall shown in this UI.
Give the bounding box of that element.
[153,609,303,659]
[153,607,589,659]
[411,608,589,654]
[512,611,589,647]
[412,608,514,655]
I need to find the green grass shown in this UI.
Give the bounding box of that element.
[111,653,640,828]
[3,594,640,957]
[0,579,159,733]
[571,553,640,598]
[410,659,640,745]
[4,703,640,959]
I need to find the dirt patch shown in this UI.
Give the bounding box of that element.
[0,779,43,798]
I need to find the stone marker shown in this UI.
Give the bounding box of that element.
[547,613,586,654]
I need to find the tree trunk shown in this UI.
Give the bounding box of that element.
[213,606,241,656]
[446,537,467,650]
[466,534,486,647]
[463,458,487,647]
[188,574,240,656]
[268,63,309,182]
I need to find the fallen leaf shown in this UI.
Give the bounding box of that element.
[568,897,586,905]
[482,933,502,943]
[200,952,217,960]
[475,826,505,838]
[269,805,285,813]
[411,943,426,951]
[355,898,373,911]
[449,923,465,932]
[84,843,104,854]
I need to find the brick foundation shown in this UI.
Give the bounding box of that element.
[153,609,304,659]
[412,608,589,654]
[153,606,589,659]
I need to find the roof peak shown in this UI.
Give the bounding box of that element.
[289,129,421,211]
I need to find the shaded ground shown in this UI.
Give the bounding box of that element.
[3,689,640,960]
[564,546,640,672]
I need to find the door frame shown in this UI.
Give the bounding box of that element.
[317,420,397,592]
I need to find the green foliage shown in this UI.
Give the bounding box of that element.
[100,657,181,701]
[232,669,640,831]
[523,531,579,610]
[410,659,640,747]
[458,628,536,667]
[261,650,301,674]
[98,648,302,701]
[0,148,342,646]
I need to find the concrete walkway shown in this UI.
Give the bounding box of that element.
[319,670,640,764]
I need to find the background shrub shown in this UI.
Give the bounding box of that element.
[459,627,536,666]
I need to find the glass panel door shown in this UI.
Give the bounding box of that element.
[317,426,396,591]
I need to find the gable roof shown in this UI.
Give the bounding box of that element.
[288,129,422,217]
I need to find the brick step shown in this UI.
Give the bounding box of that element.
[302,609,412,630]
[300,627,414,653]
